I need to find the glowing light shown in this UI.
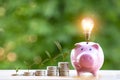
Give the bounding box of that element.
[25,35,38,43]
[0,7,6,17]
[4,41,15,51]
[30,2,37,8]
[81,17,94,42]
[0,47,5,56]
[7,52,17,62]
[0,28,4,32]
[81,17,94,34]
[0,47,5,61]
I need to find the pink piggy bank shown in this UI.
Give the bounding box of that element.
[71,42,104,76]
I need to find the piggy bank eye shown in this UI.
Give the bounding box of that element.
[81,48,84,51]
[89,48,92,51]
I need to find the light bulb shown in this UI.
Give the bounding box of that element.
[81,17,94,42]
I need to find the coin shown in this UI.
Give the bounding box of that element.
[12,74,19,76]
[35,70,45,76]
[58,62,69,76]
[58,62,69,69]
[59,71,69,76]
[47,66,58,76]
[23,72,34,76]
[47,71,58,76]
[47,66,58,71]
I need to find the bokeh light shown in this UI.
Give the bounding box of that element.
[81,17,94,34]
[25,35,38,43]
[4,42,15,52]
[0,7,6,17]
[7,52,17,62]
[0,48,5,61]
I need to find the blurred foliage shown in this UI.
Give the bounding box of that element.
[0,0,120,70]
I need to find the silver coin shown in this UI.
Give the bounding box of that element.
[58,62,69,72]
[35,70,45,76]
[47,72,58,76]
[47,66,58,71]
[59,68,69,71]
[47,66,58,76]
[59,71,69,76]
[12,74,19,76]
[58,62,69,66]
[47,70,58,76]
[58,62,69,68]
[23,72,34,76]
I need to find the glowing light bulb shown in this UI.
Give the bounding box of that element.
[81,17,94,42]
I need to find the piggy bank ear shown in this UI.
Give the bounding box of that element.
[75,43,81,47]
[92,44,99,49]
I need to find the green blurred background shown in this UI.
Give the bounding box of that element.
[0,0,120,70]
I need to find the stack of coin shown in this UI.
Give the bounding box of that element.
[47,66,58,76]
[23,72,34,76]
[58,62,69,76]
[12,74,19,76]
[34,70,45,76]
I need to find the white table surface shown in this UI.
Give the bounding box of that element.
[0,70,120,80]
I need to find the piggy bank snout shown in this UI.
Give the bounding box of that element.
[80,54,94,68]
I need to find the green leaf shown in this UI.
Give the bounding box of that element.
[45,50,51,59]
[54,41,62,52]
[16,67,20,73]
